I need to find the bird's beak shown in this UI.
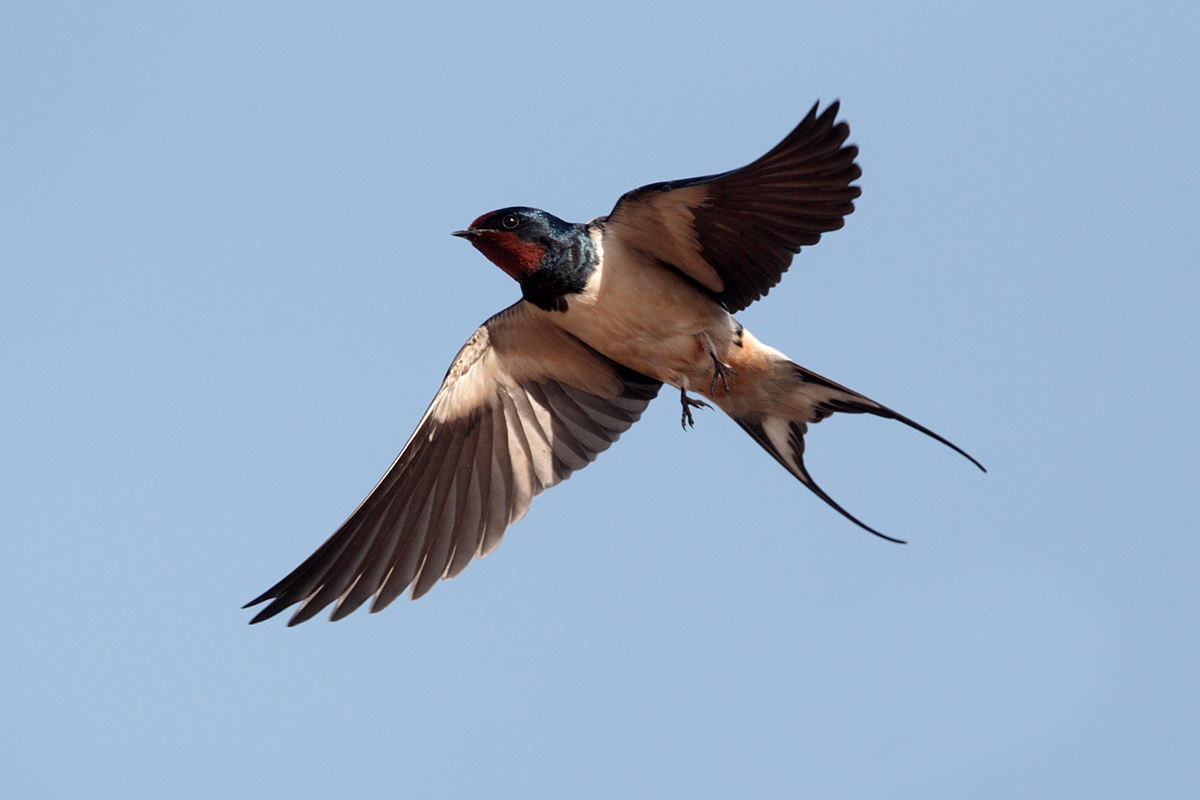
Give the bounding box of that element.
[451,228,477,239]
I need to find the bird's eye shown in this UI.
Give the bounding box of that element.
[501,214,520,229]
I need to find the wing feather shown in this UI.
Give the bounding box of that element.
[245,301,661,624]
[442,414,490,580]
[604,101,861,313]
[480,402,512,558]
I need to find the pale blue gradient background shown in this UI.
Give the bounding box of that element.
[3,2,1197,797]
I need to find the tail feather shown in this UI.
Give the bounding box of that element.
[736,415,905,543]
[793,364,986,473]
[731,361,984,542]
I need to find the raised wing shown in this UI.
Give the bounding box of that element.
[246,302,661,625]
[604,101,861,313]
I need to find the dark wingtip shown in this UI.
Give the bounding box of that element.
[243,591,293,625]
[242,593,269,610]
[247,606,276,625]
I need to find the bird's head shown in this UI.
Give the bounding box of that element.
[452,207,574,282]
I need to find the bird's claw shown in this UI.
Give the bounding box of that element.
[709,357,738,397]
[680,390,711,430]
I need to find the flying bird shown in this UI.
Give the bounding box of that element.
[246,101,984,625]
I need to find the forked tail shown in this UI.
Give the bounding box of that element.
[732,361,985,543]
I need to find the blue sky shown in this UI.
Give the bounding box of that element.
[3,2,1197,797]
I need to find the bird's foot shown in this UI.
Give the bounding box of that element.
[709,355,739,397]
[680,388,711,430]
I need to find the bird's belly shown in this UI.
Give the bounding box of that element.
[564,310,707,386]
[554,257,730,389]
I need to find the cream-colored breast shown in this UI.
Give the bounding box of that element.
[552,225,733,387]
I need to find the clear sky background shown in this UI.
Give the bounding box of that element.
[3,2,1197,798]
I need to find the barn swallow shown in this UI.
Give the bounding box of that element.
[246,101,984,625]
